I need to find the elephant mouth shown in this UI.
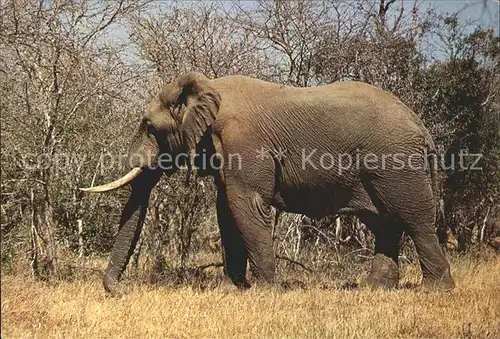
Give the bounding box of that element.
[79,167,143,193]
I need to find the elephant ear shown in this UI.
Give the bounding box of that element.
[166,72,221,152]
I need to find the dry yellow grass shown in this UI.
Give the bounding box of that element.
[2,253,499,339]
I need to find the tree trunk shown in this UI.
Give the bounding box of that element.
[30,183,59,280]
[30,189,39,278]
[41,183,59,278]
[78,219,84,259]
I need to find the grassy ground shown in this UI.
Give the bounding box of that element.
[2,252,499,338]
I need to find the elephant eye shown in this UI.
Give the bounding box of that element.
[145,120,156,135]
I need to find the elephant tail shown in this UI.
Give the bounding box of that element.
[427,147,439,207]
[427,146,459,250]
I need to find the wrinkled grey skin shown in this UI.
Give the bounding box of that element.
[96,72,455,294]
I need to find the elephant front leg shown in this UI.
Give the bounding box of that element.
[225,183,276,285]
[216,186,250,289]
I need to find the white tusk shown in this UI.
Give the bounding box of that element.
[79,168,143,193]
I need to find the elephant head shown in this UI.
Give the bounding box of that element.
[80,72,220,294]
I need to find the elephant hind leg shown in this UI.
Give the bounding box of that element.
[369,172,455,291]
[408,227,455,291]
[394,199,454,290]
[360,214,402,289]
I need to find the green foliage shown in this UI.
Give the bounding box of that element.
[414,23,499,246]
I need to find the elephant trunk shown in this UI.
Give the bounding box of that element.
[102,169,162,295]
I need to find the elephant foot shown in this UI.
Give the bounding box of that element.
[251,279,280,292]
[216,275,250,292]
[362,254,399,290]
[103,274,124,297]
[421,267,455,292]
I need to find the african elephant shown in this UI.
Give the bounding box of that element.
[81,72,455,294]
